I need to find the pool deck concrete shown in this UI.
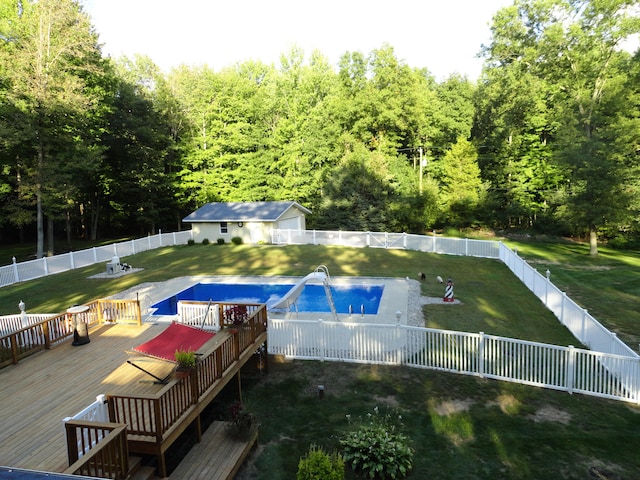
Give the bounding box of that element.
[107,275,412,325]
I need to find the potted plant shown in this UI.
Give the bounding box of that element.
[225,400,257,440]
[174,348,196,378]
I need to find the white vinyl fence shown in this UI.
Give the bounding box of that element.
[63,394,110,456]
[268,319,640,404]
[0,230,193,288]
[273,229,637,360]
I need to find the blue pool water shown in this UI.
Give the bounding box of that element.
[151,282,384,315]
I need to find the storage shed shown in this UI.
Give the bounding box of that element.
[182,201,311,244]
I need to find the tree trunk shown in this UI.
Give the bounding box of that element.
[36,191,44,259]
[66,207,72,247]
[47,217,54,257]
[589,225,598,256]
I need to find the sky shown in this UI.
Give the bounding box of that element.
[80,0,514,81]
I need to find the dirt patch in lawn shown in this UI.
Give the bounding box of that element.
[529,405,571,425]
[433,399,474,416]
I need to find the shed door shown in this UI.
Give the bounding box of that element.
[278,216,301,230]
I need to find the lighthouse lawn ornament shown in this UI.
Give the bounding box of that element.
[444,278,454,302]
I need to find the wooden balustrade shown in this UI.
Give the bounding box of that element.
[105,304,268,477]
[0,299,142,368]
[64,421,129,480]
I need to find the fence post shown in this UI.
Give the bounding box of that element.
[12,256,19,283]
[395,323,402,365]
[566,346,575,395]
[545,275,549,307]
[131,239,136,254]
[560,292,567,325]
[96,394,109,423]
[69,251,75,270]
[173,231,177,245]
[318,319,325,362]
[403,232,407,249]
[42,257,49,276]
[636,358,640,405]
[148,234,152,250]
[478,332,485,377]
[465,238,469,256]
[92,247,97,263]
[113,243,118,257]
[366,232,370,247]
[432,231,436,253]
[313,230,317,245]
[159,229,163,246]
[610,332,619,353]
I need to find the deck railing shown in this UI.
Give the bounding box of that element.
[104,304,267,476]
[268,319,640,404]
[0,299,141,368]
[63,420,129,480]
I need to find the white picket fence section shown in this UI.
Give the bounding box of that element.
[63,394,109,456]
[177,301,220,330]
[497,243,637,358]
[0,230,193,288]
[268,319,640,404]
[0,314,54,337]
[273,229,636,360]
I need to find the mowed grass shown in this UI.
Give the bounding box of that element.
[0,244,579,346]
[2,241,640,479]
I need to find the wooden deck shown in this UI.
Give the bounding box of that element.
[0,321,263,477]
[168,421,258,480]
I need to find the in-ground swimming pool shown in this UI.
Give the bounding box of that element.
[151,282,384,316]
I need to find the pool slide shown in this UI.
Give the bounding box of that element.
[267,270,327,311]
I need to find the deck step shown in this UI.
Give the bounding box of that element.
[128,465,159,480]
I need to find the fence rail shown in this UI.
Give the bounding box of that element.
[268,319,640,404]
[0,230,193,289]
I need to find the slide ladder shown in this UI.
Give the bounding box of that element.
[268,265,338,321]
[317,265,338,322]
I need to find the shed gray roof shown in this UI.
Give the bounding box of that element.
[182,201,311,223]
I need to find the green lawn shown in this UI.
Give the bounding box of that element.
[2,240,640,479]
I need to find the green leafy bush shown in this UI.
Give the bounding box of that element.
[339,407,413,479]
[187,239,195,246]
[297,445,344,480]
[231,236,243,245]
[217,238,225,245]
[201,238,210,245]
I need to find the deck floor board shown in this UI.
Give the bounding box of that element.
[0,323,168,472]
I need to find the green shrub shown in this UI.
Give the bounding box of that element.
[201,238,210,245]
[187,239,195,246]
[297,445,344,480]
[217,238,225,245]
[339,407,413,479]
[231,236,243,245]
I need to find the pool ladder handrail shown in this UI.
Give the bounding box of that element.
[316,265,338,321]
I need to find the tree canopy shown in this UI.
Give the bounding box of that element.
[0,0,638,255]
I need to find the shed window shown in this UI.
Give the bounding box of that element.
[220,222,228,234]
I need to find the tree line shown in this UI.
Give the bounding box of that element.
[0,0,638,257]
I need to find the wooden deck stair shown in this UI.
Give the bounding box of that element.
[168,421,258,480]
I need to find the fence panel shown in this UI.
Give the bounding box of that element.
[15,258,47,282]
[267,320,640,403]
[482,335,568,391]
[72,249,99,269]
[0,230,193,289]
[404,234,434,252]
